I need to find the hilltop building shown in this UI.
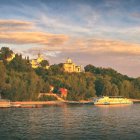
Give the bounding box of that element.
[63,58,82,73]
[30,53,49,69]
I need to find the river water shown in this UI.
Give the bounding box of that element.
[0,104,140,140]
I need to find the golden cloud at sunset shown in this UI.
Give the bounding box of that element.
[0,32,68,45]
[49,38,140,56]
[83,39,140,55]
[0,19,33,31]
[0,19,140,57]
[0,19,69,46]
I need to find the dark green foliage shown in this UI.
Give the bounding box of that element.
[35,65,96,101]
[40,60,49,68]
[95,78,104,96]
[0,47,140,101]
[0,47,13,61]
[38,95,57,101]
[0,47,50,101]
[85,64,133,81]
[49,63,64,75]
[7,54,32,72]
[2,70,42,101]
[0,62,6,95]
[85,65,140,98]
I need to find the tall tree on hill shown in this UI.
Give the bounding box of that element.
[8,54,32,72]
[40,60,49,68]
[0,47,13,60]
[110,84,119,96]
[0,62,6,97]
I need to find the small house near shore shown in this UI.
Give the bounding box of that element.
[59,88,68,99]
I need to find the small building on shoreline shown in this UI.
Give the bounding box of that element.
[59,88,68,99]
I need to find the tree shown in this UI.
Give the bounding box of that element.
[119,80,132,97]
[40,60,49,68]
[110,84,119,96]
[0,62,6,96]
[0,47,13,58]
[95,78,104,96]
[8,54,32,72]
[49,64,64,75]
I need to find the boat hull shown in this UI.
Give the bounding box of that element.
[93,96,133,105]
[94,102,133,105]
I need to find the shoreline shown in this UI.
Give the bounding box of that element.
[11,101,65,108]
[11,100,93,107]
[0,99,140,108]
[11,99,140,106]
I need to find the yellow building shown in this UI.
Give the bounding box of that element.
[63,58,81,73]
[30,53,49,69]
[6,53,15,62]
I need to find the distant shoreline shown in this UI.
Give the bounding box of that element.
[11,99,140,107]
[1,99,140,108]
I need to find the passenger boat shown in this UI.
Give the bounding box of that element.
[0,99,11,108]
[93,96,133,105]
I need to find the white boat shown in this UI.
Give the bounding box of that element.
[93,96,133,105]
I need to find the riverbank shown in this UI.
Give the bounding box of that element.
[0,98,140,108]
[11,99,140,107]
[11,100,93,108]
[11,101,65,108]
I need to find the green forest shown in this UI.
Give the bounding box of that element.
[0,47,140,101]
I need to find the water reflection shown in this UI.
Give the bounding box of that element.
[95,104,133,108]
[0,104,139,140]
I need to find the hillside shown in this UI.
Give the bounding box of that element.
[0,47,140,101]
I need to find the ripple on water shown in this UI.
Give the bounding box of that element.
[0,104,140,140]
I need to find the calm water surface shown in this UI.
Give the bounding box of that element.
[0,104,140,140]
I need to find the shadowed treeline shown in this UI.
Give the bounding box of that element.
[0,47,140,101]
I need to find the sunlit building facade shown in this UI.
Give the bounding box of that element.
[63,58,81,73]
[30,53,49,69]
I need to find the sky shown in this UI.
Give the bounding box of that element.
[0,0,140,77]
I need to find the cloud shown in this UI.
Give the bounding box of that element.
[37,14,91,35]
[63,38,140,56]
[0,31,68,46]
[74,4,99,28]
[26,36,140,58]
[0,19,33,31]
[0,19,68,46]
[0,18,139,57]
[83,39,140,56]
[132,13,140,18]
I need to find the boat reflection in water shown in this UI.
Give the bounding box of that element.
[93,96,133,105]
